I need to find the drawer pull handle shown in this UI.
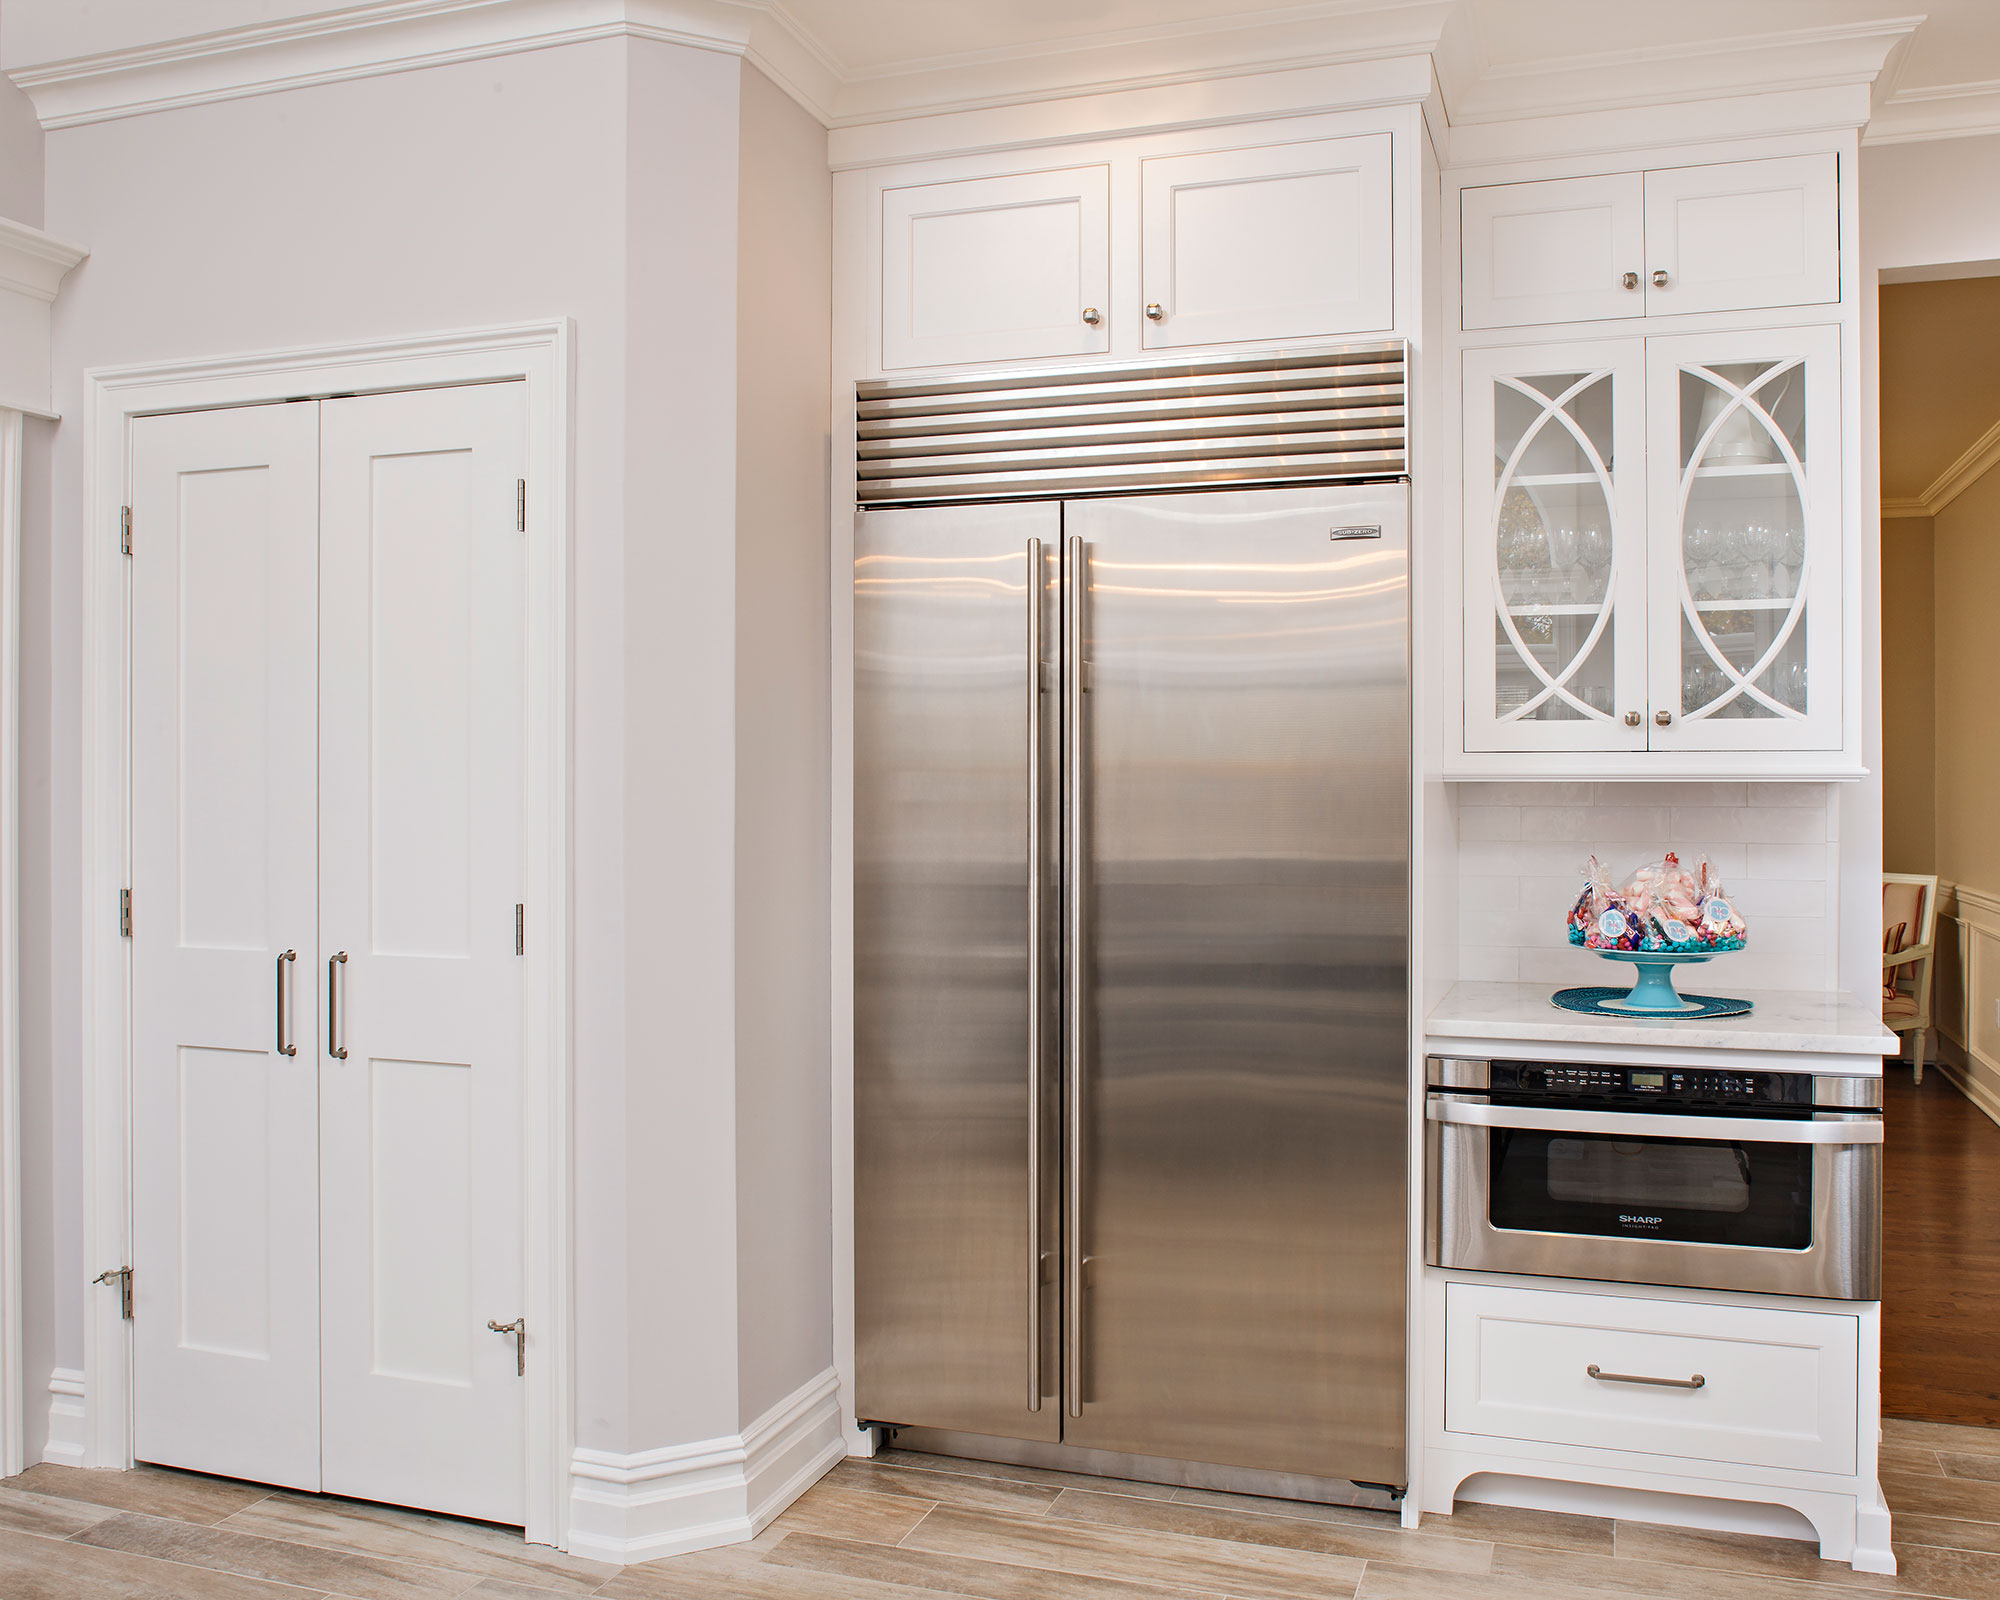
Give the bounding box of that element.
[1588,1363,1705,1390]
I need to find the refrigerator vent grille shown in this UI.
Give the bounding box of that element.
[855,342,1406,504]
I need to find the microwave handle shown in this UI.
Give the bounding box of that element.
[1426,1098,1883,1146]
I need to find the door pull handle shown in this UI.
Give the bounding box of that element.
[1064,533,1089,1421]
[329,951,349,1059]
[1026,537,1046,1414]
[276,949,298,1057]
[1588,1363,1705,1390]
[489,1317,526,1376]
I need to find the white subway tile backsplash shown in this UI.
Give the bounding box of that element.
[1453,781,1840,994]
[1668,806,1826,844]
[1458,877,1519,913]
[1460,806,1523,841]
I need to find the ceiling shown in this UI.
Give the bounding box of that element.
[1879,277,2000,508]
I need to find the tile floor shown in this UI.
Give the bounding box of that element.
[7,1421,2000,1597]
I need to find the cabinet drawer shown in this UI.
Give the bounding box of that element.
[1139,135,1392,349]
[1462,173,1646,330]
[1444,1282,1858,1475]
[881,166,1110,371]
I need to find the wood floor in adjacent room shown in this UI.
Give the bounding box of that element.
[1884,1063,2000,1428]
[8,1434,2000,1598]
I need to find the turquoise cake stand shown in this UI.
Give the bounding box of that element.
[1591,949,1715,1014]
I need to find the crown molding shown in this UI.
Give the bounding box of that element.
[1445,15,1921,130]
[822,0,1456,129]
[4,0,842,129]
[1865,77,2000,147]
[0,217,88,303]
[1883,413,2000,521]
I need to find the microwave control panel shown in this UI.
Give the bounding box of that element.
[1490,1061,1814,1106]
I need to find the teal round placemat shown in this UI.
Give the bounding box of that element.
[1552,986,1753,1020]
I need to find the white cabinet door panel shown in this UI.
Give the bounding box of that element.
[882,166,1110,370]
[1461,173,1646,330]
[1140,135,1392,349]
[1463,340,1649,752]
[130,404,323,1490]
[1646,325,1842,752]
[1644,155,1839,318]
[317,384,527,1525]
[1445,1282,1858,1475]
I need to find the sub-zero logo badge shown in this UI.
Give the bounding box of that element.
[1618,1214,1664,1229]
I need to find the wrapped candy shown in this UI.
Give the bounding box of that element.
[1565,851,1746,952]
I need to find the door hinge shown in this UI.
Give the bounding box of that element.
[515,903,525,956]
[516,479,526,532]
[119,888,132,938]
[95,1266,133,1320]
[120,506,132,556]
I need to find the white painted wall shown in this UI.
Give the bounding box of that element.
[731,61,833,1428]
[21,31,835,1481]
[0,1,39,227]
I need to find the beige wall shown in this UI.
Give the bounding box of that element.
[1936,465,2000,894]
[1883,515,1936,874]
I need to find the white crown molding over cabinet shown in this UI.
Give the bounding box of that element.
[566,1368,845,1564]
[0,219,87,417]
[0,0,1936,160]
[76,321,574,1548]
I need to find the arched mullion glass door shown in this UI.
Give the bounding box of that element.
[1464,340,1648,754]
[1646,327,1842,752]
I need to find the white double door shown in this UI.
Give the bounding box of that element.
[128,383,528,1523]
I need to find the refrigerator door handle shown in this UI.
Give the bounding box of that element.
[1064,532,1087,1420]
[1026,537,1045,1414]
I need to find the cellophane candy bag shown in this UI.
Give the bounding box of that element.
[1623,852,1707,951]
[1694,855,1747,949]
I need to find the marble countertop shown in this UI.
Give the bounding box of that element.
[1426,980,1899,1058]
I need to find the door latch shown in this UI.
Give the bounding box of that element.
[488,1317,525,1376]
[95,1266,133,1320]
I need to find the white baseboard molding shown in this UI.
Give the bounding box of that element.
[566,1367,843,1565]
[43,1368,84,1466]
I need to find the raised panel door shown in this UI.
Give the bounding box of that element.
[1139,136,1393,349]
[129,404,323,1489]
[316,383,528,1522]
[882,167,1111,371]
[1646,327,1842,752]
[1463,341,1649,752]
[1644,155,1839,318]
[1462,173,1647,330]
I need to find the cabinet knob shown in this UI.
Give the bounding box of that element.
[1145,303,1165,322]
[1622,271,1640,291]
[1082,307,1101,325]
[1656,710,1673,726]
[1624,711,1642,727]
[1651,269,1670,288]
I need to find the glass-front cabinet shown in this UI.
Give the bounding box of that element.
[1464,342,1647,752]
[1462,326,1841,757]
[1646,327,1840,752]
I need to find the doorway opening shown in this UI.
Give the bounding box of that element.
[1878,270,2000,1429]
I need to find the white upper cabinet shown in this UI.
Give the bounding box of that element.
[1462,173,1646,331]
[1463,340,1649,753]
[1644,155,1839,319]
[881,165,1111,371]
[1459,326,1844,763]
[1462,154,1839,330]
[1139,135,1393,349]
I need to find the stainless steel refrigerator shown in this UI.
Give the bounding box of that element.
[854,482,1409,1494]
